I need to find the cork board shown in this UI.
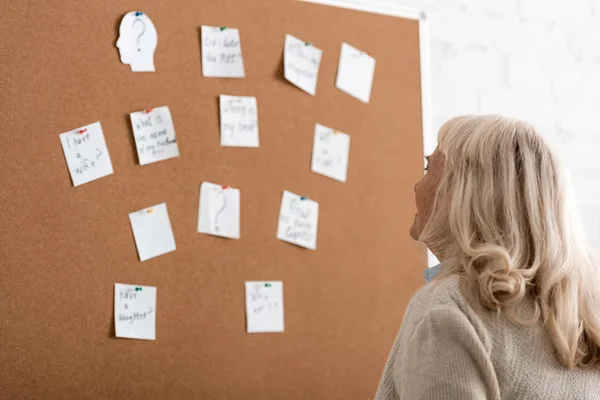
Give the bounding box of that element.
[0,0,425,399]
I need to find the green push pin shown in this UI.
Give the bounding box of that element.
[220,26,227,31]
[135,287,143,291]
[264,283,272,287]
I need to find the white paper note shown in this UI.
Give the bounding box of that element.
[335,42,376,103]
[114,283,157,340]
[130,106,179,165]
[276,190,319,250]
[59,121,114,187]
[197,182,241,239]
[284,34,323,96]
[116,11,158,72]
[245,281,284,333]
[219,95,259,147]
[128,203,176,262]
[201,26,245,78]
[311,123,351,182]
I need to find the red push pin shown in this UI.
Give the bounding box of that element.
[222,185,231,190]
[76,128,87,134]
[144,108,153,113]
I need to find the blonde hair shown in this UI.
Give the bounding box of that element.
[421,115,600,369]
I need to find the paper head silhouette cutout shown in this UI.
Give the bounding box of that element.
[116,11,158,72]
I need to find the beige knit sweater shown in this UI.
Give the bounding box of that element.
[374,275,600,399]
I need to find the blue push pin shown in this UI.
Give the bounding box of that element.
[300,196,307,201]
[135,11,144,17]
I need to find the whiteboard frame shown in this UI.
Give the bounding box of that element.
[299,0,438,267]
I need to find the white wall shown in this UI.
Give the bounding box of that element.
[307,0,600,247]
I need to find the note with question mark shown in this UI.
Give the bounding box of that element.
[116,11,158,72]
[276,190,319,250]
[58,121,114,187]
[197,182,240,239]
[129,106,179,165]
[311,123,351,183]
[114,283,157,340]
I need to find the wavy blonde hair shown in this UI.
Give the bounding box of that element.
[420,115,600,369]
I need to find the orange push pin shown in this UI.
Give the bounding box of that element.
[146,208,154,214]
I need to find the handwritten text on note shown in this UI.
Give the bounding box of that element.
[276,190,319,250]
[335,42,376,103]
[128,203,176,262]
[284,34,322,96]
[201,26,245,78]
[59,121,114,187]
[219,95,259,147]
[245,281,284,333]
[311,123,351,182]
[130,106,179,165]
[114,283,157,340]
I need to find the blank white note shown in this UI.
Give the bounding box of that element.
[276,190,319,250]
[114,283,157,340]
[197,182,241,239]
[219,95,259,147]
[245,281,284,333]
[335,42,376,103]
[311,123,350,183]
[130,106,179,165]
[59,121,114,187]
[284,34,323,96]
[128,203,176,262]
[201,25,245,78]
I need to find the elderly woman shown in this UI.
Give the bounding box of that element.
[375,115,600,399]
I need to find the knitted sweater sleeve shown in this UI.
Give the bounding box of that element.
[374,305,500,400]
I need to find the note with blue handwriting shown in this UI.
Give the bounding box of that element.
[284,34,322,96]
[276,190,319,250]
[130,106,179,165]
[59,121,114,187]
[197,182,241,239]
[219,95,259,147]
[311,123,350,182]
[245,281,284,333]
[114,283,156,340]
[335,42,376,103]
[201,26,245,78]
[128,203,176,262]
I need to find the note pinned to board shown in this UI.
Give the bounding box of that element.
[114,283,156,340]
[197,182,241,239]
[201,25,245,78]
[128,203,176,262]
[335,42,376,103]
[219,95,259,147]
[245,281,284,333]
[311,123,351,183]
[276,190,319,250]
[130,106,179,165]
[59,121,114,187]
[284,34,323,96]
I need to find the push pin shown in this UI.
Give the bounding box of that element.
[76,128,87,135]
[135,287,143,291]
[135,11,144,17]
[305,42,312,46]
[222,185,231,190]
[146,208,154,214]
[300,196,307,201]
[144,108,153,114]
[264,283,272,287]
[220,26,227,31]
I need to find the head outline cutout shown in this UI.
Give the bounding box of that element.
[116,11,158,72]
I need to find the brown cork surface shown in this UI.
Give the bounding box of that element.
[0,0,425,399]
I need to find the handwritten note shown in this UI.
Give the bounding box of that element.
[201,26,245,78]
[197,182,240,239]
[284,34,323,96]
[128,203,176,262]
[311,123,351,182]
[276,190,319,250]
[59,121,114,187]
[219,95,259,147]
[335,42,376,103]
[130,106,179,165]
[114,283,156,340]
[245,281,284,333]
